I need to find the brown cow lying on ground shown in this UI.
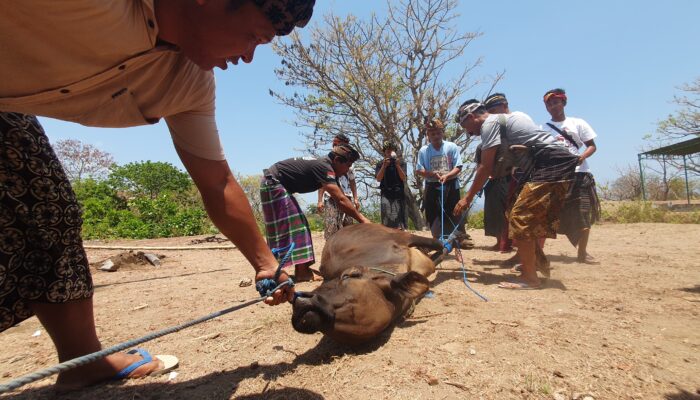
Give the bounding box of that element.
[291,224,445,345]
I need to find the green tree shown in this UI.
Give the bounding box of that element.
[73,163,215,239]
[108,161,191,199]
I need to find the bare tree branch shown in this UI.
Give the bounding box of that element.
[270,0,496,228]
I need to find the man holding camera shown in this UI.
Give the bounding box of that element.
[375,141,407,229]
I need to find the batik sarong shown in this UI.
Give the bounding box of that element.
[322,195,354,240]
[508,145,578,241]
[380,195,407,230]
[0,113,93,332]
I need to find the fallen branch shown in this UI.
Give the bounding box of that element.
[407,312,452,320]
[489,319,519,327]
[84,245,236,250]
[443,381,469,390]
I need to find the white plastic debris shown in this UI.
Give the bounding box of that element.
[31,330,41,337]
[168,371,178,381]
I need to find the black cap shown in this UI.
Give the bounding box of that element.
[332,144,360,163]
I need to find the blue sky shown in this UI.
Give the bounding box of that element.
[39,0,700,205]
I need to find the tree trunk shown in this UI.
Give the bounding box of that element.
[405,188,425,230]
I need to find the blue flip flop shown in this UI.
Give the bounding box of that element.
[115,348,179,379]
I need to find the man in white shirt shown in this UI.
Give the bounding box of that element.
[542,88,601,264]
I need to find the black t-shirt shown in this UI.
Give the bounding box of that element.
[375,160,406,199]
[267,156,338,194]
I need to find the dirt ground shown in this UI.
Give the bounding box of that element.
[1,223,699,400]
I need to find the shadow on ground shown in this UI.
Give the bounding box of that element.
[3,333,395,400]
[665,389,700,400]
[432,268,567,291]
[678,285,700,294]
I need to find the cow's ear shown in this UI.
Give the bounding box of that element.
[390,271,429,299]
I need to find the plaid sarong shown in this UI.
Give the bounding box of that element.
[558,172,601,246]
[260,178,315,269]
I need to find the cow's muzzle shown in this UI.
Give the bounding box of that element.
[291,292,335,334]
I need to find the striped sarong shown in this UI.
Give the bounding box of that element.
[558,172,601,246]
[260,178,315,269]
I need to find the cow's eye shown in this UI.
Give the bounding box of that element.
[341,271,362,280]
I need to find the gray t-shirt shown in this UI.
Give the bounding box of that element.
[480,112,560,151]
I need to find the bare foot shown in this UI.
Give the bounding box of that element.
[577,254,601,265]
[498,279,542,290]
[294,266,323,282]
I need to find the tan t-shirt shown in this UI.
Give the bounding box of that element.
[0,0,225,160]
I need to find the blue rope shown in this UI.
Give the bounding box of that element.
[0,247,296,394]
[455,247,488,302]
[435,184,488,302]
[0,280,291,394]
[255,243,296,297]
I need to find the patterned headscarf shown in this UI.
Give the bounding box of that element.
[543,88,567,104]
[484,93,508,109]
[252,0,316,36]
[455,100,484,124]
[332,144,360,163]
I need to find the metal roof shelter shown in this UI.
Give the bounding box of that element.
[637,135,700,204]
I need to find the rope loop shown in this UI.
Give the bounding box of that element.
[256,243,296,297]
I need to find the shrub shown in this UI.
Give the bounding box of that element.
[601,201,700,224]
[467,210,485,230]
